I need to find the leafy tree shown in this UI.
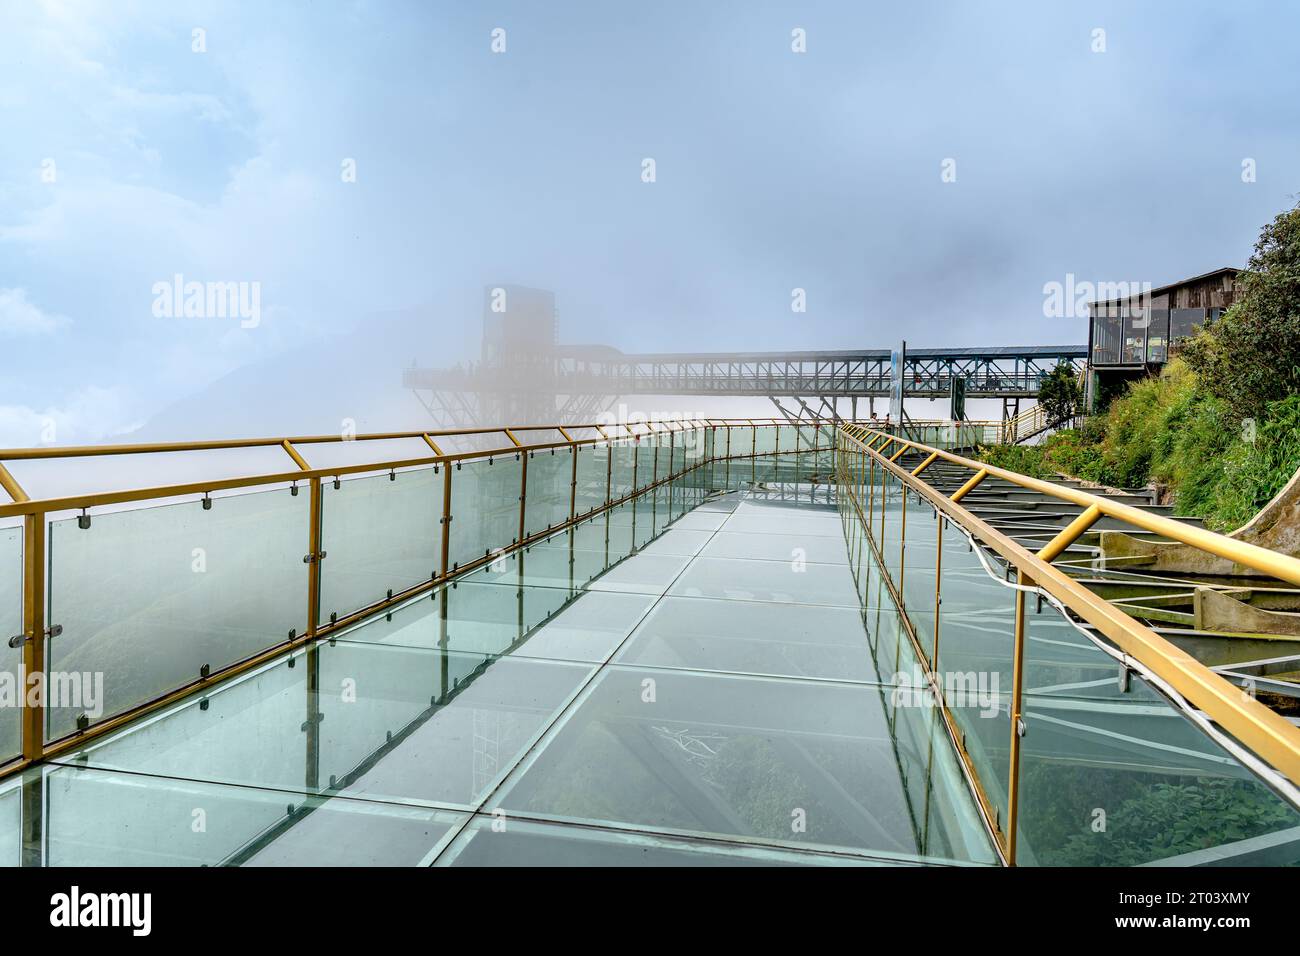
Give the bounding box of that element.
[1037,361,1084,426]
[1183,200,1300,419]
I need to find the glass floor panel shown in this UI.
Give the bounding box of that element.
[616,596,893,682]
[437,816,903,867]
[486,665,995,864]
[7,765,468,867]
[4,484,998,866]
[671,555,862,607]
[700,529,851,565]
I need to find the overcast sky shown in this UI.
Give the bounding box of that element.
[2,0,1298,445]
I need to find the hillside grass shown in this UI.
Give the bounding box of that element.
[975,359,1300,532]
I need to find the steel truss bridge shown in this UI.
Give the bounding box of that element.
[402,344,1087,428]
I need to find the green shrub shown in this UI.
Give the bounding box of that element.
[1183,200,1300,419]
[972,442,1048,478]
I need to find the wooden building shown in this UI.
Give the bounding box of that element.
[1086,267,1243,409]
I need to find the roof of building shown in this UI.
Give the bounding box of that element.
[1087,266,1240,307]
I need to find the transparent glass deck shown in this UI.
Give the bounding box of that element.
[5,445,1294,867]
[0,458,995,867]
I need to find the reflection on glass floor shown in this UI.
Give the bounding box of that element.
[0,468,997,867]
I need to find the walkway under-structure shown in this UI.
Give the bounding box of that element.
[2,419,1299,866]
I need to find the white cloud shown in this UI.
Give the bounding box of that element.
[0,288,68,336]
[0,385,138,448]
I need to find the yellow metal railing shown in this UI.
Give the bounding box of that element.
[836,423,1300,865]
[0,418,833,778]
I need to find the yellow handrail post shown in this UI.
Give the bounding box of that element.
[1036,505,1102,563]
[912,451,939,476]
[0,462,28,504]
[950,468,988,503]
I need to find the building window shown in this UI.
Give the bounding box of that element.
[1170,308,1208,343]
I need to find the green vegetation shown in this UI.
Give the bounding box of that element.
[976,200,1300,532]
[1183,199,1300,419]
[1037,360,1084,426]
[1019,764,1296,866]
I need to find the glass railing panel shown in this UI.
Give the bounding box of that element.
[604,501,637,557]
[609,440,636,500]
[795,422,819,453]
[653,431,671,482]
[68,651,310,792]
[683,426,704,465]
[523,447,573,539]
[881,471,904,584]
[0,526,21,761]
[754,425,778,455]
[573,443,609,518]
[1014,691,1300,866]
[1019,600,1166,703]
[900,488,939,654]
[447,453,522,573]
[319,467,439,623]
[0,776,19,865]
[46,488,308,740]
[630,496,659,550]
[566,513,611,556]
[636,435,655,486]
[731,425,756,458]
[886,521,1009,832]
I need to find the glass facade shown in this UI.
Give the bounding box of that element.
[1092,295,1216,367]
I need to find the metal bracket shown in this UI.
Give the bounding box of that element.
[302,551,328,564]
[12,623,61,646]
[201,493,213,511]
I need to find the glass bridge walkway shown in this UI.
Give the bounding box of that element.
[2,443,1297,866]
[1,464,998,866]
